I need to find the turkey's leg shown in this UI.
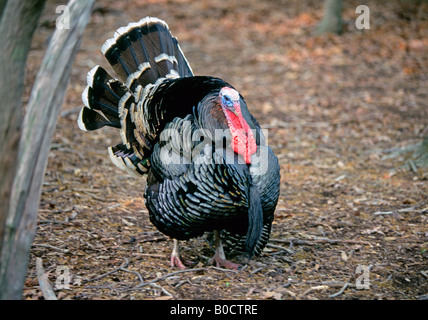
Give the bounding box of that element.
[170,239,186,269]
[208,230,241,270]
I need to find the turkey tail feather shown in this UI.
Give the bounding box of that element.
[101,17,193,93]
[78,65,129,131]
[78,17,194,177]
[78,65,150,175]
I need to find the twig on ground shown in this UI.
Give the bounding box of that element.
[138,235,168,243]
[119,267,144,284]
[266,243,295,254]
[137,253,165,258]
[300,285,329,297]
[36,258,58,300]
[329,280,350,298]
[83,258,129,284]
[73,188,115,202]
[32,243,69,253]
[250,267,264,275]
[150,283,173,296]
[210,266,239,273]
[373,206,427,215]
[132,268,205,290]
[270,237,371,246]
[80,190,116,202]
[37,219,71,225]
[174,278,192,288]
[316,280,356,288]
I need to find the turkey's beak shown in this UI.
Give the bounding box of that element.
[227,99,241,117]
[230,105,240,117]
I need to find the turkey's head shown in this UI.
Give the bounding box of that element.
[220,87,257,164]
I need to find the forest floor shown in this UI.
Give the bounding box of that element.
[23,0,427,300]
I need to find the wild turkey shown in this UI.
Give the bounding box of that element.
[78,17,280,269]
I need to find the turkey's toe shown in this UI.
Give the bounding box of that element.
[208,254,241,270]
[171,253,187,269]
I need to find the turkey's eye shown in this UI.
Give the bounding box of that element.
[222,94,234,108]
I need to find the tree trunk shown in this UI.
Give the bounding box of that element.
[0,0,95,300]
[0,0,8,24]
[0,0,46,267]
[316,0,343,35]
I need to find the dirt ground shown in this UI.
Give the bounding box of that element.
[23,0,427,300]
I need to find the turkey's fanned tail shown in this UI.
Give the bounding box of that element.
[101,16,193,93]
[78,17,193,176]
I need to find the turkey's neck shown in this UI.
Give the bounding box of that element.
[197,94,229,131]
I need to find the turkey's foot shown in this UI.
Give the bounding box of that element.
[170,254,196,269]
[208,252,241,270]
[171,256,188,269]
[208,230,242,270]
[170,239,186,269]
[170,239,194,269]
[170,253,186,269]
